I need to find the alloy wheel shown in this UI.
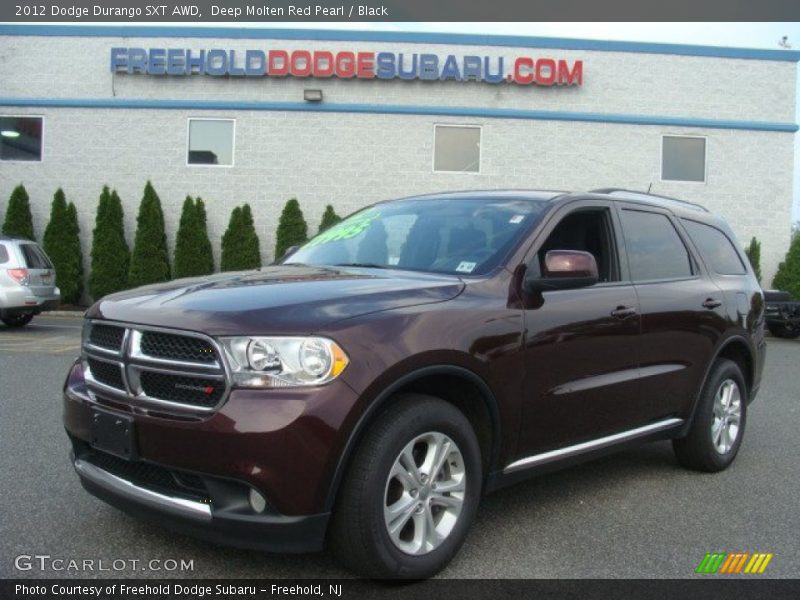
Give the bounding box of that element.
[711,378,742,454]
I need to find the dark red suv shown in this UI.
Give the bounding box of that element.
[64,189,765,578]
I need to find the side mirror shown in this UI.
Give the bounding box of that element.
[523,250,599,292]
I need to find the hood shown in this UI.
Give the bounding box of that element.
[87,265,464,336]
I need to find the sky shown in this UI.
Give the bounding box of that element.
[50,21,800,222]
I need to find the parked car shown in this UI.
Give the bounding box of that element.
[0,235,60,327]
[763,290,800,339]
[63,189,765,578]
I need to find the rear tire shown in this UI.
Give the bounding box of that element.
[1,314,34,327]
[329,393,482,579]
[673,359,747,472]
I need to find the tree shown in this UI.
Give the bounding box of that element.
[2,184,35,240]
[773,232,800,300]
[42,189,83,305]
[128,181,170,287]
[318,204,342,233]
[744,237,762,284]
[275,198,308,259]
[89,187,130,300]
[220,204,261,271]
[174,196,214,278]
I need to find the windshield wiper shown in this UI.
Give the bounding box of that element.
[332,263,390,269]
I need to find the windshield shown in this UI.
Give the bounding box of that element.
[286,196,547,275]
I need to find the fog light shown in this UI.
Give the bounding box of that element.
[249,488,267,513]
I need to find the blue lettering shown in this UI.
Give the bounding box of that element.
[110,47,127,72]
[166,48,185,75]
[462,56,482,81]
[127,48,147,74]
[419,54,439,81]
[484,56,504,83]
[228,49,245,77]
[186,49,206,74]
[244,50,265,76]
[397,53,417,80]
[376,52,396,79]
[439,54,462,81]
[147,48,166,75]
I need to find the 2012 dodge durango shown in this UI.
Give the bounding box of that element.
[63,189,765,578]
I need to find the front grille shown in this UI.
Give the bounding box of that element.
[87,357,125,390]
[139,371,224,408]
[82,321,228,413]
[83,448,210,501]
[140,331,216,364]
[88,324,125,352]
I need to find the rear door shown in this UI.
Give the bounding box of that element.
[616,204,727,419]
[18,243,57,298]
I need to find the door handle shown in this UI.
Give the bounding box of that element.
[702,298,723,309]
[611,306,637,319]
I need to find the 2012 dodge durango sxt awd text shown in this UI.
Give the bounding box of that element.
[63,189,765,578]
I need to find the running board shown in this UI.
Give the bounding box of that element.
[503,417,684,474]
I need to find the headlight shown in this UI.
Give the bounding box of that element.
[219,336,349,388]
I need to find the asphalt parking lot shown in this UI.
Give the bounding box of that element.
[1,315,798,579]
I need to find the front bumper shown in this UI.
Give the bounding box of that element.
[63,358,362,553]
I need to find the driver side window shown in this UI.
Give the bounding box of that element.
[537,208,619,283]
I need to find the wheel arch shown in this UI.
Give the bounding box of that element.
[323,364,502,513]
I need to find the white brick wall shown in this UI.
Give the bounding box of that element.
[0,33,796,286]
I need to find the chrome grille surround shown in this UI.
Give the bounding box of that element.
[82,320,230,415]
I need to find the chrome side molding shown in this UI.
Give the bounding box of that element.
[504,417,684,474]
[73,458,212,521]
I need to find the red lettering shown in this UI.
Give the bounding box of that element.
[356,52,375,78]
[557,60,583,85]
[513,57,534,84]
[290,50,312,77]
[336,51,356,78]
[267,50,288,76]
[535,58,557,86]
[313,51,334,77]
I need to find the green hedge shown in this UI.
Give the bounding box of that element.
[2,184,35,240]
[275,198,308,258]
[42,188,83,304]
[174,196,214,278]
[773,232,800,300]
[128,181,170,287]
[318,204,342,233]
[744,237,762,284]
[221,204,261,271]
[89,187,130,300]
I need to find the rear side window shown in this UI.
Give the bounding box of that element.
[681,219,746,275]
[620,210,693,281]
[20,244,53,269]
[0,244,8,264]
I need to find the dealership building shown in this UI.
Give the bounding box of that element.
[0,25,798,283]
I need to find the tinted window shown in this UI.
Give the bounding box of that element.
[620,210,693,281]
[0,116,43,162]
[434,125,481,173]
[20,244,53,269]
[682,220,746,275]
[662,136,705,182]
[0,244,8,264]
[287,197,546,275]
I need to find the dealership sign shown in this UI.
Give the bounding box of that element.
[110,48,584,86]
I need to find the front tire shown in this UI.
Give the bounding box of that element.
[329,394,482,579]
[1,314,34,327]
[673,359,747,472]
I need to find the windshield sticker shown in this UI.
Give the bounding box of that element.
[304,209,381,249]
[509,215,525,224]
[456,261,477,273]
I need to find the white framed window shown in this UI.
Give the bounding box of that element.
[433,124,481,173]
[187,118,235,167]
[0,115,44,162]
[661,135,706,183]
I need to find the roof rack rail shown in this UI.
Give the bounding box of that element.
[590,188,709,213]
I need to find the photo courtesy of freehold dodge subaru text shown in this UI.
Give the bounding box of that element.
[65,190,764,578]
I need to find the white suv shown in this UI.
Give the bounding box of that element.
[0,236,60,327]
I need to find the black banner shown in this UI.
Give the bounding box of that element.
[2,0,800,22]
[3,580,800,600]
